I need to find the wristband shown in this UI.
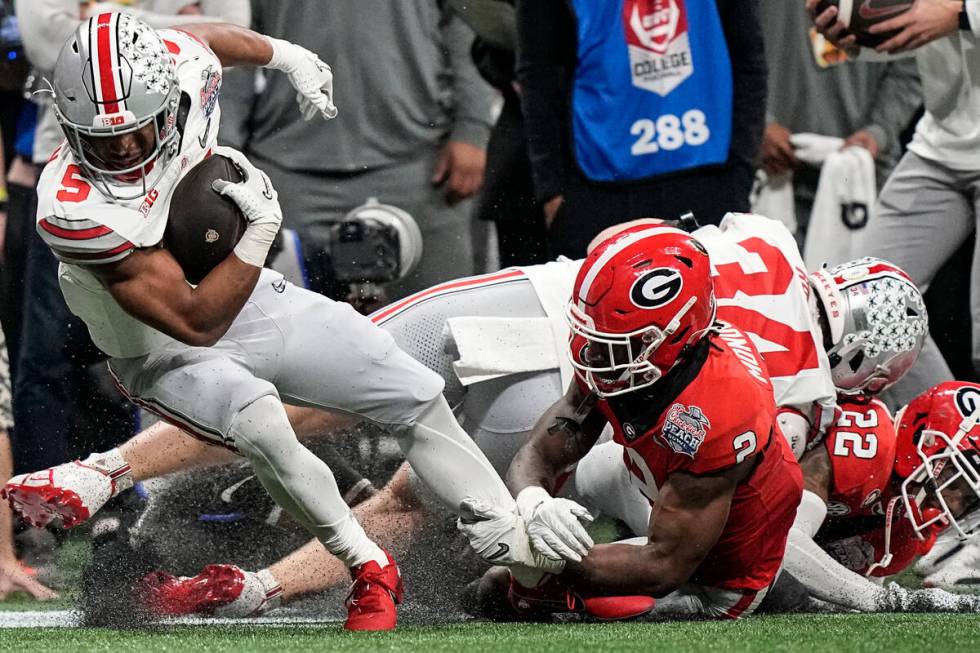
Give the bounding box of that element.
[263,37,295,71]
[515,486,552,518]
[960,1,972,30]
[233,222,279,268]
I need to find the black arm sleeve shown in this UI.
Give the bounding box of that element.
[515,0,576,203]
[717,0,767,170]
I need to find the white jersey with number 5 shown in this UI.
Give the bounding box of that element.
[35,29,223,359]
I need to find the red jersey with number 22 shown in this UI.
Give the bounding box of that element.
[819,398,934,577]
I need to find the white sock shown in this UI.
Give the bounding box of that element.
[231,396,385,569]
[398,396,515,511]
[84,448,134,496]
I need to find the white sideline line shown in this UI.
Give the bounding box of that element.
[0,610,339,628]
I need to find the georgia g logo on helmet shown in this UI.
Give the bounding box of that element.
[629,268,683,309]
[955,386,980,418]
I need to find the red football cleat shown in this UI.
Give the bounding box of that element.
[139,564,282,618]
[345,551,403,631]
[508,573,655,621]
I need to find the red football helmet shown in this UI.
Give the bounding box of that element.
[894,381,980,539]
[567,224,716,397]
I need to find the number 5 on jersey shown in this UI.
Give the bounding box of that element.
[56,164,92,203]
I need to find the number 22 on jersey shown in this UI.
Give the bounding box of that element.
[833,409,879,459]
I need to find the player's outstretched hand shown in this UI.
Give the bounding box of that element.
[516,487,594,563]
[264,38,338,121]
[0,558,58,601]
[528,498,594,563]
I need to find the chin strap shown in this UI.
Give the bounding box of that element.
[864,496,900,577]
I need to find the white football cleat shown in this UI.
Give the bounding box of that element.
[2,450,133,529]
[922,540,980,590]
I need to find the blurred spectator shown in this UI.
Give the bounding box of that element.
[10,0,247,472]
[0,324,57,600]
[516,0,767,258]
[759,0,920,245]
[220,0,496,298]
[809,0,980,405]
[458,0,548,268]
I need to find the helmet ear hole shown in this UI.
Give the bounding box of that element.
[848,351,866,373]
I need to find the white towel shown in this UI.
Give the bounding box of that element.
[750,134,844,235]
[449,316,563,386]
[750,169,796,234]
[803,145,876,270]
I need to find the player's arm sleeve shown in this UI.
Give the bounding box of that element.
[717,0,767,170]
[784,490,884,612]
[442,6,496,149]
[515,0,574,203]
[862,58,921,163]
[37,217,134,265]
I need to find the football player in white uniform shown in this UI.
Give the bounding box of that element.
[1,13,558,630]
[70,213,933,617]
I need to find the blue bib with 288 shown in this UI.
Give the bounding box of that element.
[569,0,733,182]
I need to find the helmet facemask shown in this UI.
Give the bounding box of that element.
[51,12,182,202]
[899,405,980,540]
[56,84,180,202]
[567,295,699,398]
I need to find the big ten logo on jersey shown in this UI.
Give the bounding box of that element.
[138,188,160,218]
[716,325,769,386]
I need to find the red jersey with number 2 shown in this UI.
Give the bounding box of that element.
[594,325,804,592]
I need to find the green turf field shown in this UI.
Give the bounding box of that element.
[3,614,979,652]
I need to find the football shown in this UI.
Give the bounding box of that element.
[814,0,914,48]
[165,154,246,284]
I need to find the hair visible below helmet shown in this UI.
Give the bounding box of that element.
[567,224,716,398]
[809,257,927,395]
[894,381,980,540]
[51,12,180,201]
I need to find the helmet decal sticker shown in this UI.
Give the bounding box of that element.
[955,386,980,418]
[629,268,683,309]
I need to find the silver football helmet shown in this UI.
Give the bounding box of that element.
[51,12,180,201]
[810,257,928,395]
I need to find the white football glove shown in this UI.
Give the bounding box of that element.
[457,497,564,573]
[516,487,594,563]
[264,37,338,121]
[210,146,282,267]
